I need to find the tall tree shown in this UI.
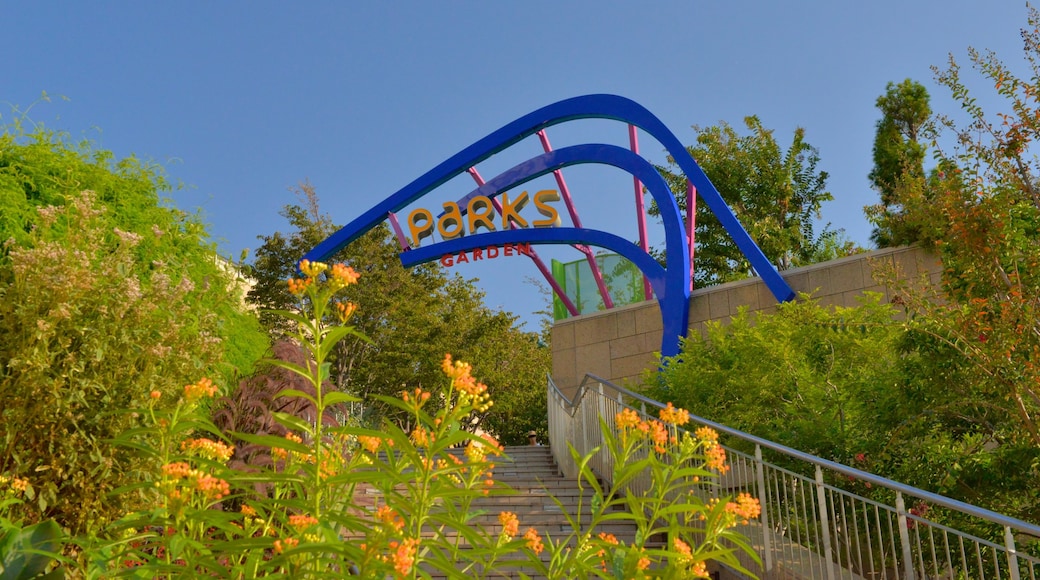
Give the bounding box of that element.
[655,116,851,288]
[865,79,933,247]
[246,184,550,444]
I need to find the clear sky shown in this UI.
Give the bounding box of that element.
[3,2,1030,329]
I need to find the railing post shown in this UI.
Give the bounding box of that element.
[815,465,837,580]
[1005,526,1021,580]
[896,492,916,580]
[755,445,773,576]
[581,386,590,461]
[597,383,609,482]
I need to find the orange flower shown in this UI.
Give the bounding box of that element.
[648,419,668,453]
[597,532,619,570]
[273,537,299,554]
[616,407,642,430]
[376,505,405,532]
[194,473,230,500]
[3,476,30,493]
[288,514,319,531]
[161,462,229,500]
[725,492,761,523]
[149,390,162,400]
[499,511,519,538]
[390,538,419,578]
[357,435,382,454]
[181,438,235,462]
[287,277,309,295]
[523,527,543,554]
[183,377,218,402]
[329,263,360,287]
[240,504,256,517]
[694,426,719,443]
[410,426,432,448]
[704,442,729,473]
[334,300,358,322]
[659,402,690,426]
[673,537,691,558]
[441,354,487,396]
[637,553,651,571]
[691,560,709,578]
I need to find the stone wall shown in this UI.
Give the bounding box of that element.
[550,245,942,396]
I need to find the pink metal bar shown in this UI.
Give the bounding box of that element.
[387,212,411,252]
[686,181,696,291]
[628,124,653,300]
[536,130,615,309]
[467,167,580,317]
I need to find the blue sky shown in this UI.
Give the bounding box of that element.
[3,2,1030,329]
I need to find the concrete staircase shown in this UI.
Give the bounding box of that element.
[426,444,640,579]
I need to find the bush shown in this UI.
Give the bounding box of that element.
[0,125,268,535]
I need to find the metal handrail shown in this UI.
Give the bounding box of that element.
[547,372,1040,580]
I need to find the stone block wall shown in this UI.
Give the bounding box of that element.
[550,245,942,397]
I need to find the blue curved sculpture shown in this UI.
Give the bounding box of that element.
[303,94,795,359]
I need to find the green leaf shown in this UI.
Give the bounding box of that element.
[271,412,313,435]
[0,519,63,579]
[322,391,361,406]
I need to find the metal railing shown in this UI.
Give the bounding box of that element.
[547,373,1040,580]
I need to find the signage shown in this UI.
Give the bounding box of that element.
[406,190,561,248]
[439,242,533,267]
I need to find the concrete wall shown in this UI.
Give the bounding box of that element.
[550,245,942,395]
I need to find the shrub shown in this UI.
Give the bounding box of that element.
[0,124,269,535]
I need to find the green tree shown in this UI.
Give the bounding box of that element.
[0,126,269,534]
[655,116,853,288]
[865,79,933,247]
[246,185,550,444]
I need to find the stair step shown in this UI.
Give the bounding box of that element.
[353,445,639,580]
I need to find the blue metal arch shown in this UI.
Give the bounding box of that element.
[303,94,796,360]
[397,143,689,358]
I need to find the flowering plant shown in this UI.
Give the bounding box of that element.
[12,258,761,578]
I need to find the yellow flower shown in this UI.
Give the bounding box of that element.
[298,259,328,278]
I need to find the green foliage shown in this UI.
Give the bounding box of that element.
[0,126,269,535]
[865,79,933,247]
[654,116,854,287]
[649,294,905,462]
[247,184,549,444]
